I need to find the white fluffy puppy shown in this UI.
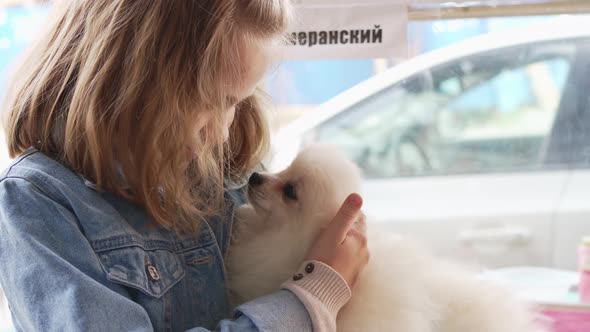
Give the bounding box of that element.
[227,145,547,332]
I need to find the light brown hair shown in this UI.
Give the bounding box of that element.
[3,0,291,233]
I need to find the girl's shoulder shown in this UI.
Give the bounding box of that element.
[1,148,87,200]
[0,148,230,249]
[0,148,131,238]
[0,149,138,242]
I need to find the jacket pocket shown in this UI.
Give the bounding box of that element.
[96,243,185,299]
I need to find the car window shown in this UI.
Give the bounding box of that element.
[312,40,577,178]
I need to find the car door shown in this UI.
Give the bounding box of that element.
[310,38,583,268]
[549,38,590,270]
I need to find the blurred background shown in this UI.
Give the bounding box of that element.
[1,1,590,330]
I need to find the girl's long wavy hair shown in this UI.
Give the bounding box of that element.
[3,0,290,233]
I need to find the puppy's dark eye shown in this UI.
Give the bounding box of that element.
[283,183,297,200]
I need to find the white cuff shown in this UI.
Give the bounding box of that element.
[281,260,352,331]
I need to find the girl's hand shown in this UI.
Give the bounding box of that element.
[306,193,370,287]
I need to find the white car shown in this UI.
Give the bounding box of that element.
[270,18,590,270]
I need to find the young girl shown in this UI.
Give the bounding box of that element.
[0,1,369,331]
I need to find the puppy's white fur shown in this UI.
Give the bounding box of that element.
[227,145,547,332]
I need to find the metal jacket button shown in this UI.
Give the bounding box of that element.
[145,259,160,282]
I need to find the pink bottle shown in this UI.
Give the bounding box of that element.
[578,236,590,303]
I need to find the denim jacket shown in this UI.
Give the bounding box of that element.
[0,149,312,331]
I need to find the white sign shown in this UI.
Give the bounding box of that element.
[283,1,408,60]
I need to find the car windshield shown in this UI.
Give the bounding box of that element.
[314,40,577,178]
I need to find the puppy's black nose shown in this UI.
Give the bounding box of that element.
[248,172,264,186]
